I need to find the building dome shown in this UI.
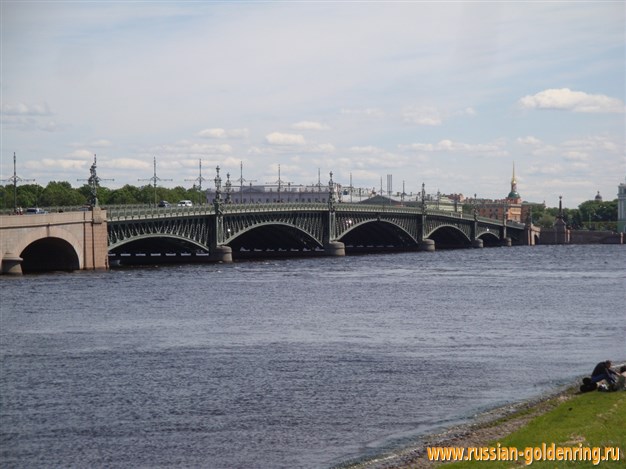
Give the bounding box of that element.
[595,191,602,202]
[508,189,520,199]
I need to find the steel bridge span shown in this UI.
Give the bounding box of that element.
[107,202,530,265]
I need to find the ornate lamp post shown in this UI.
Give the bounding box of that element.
[328,171,336,210]
[78,154,113,207]
[213,166,222,206]
[225,172,232,204]
[208,165,232,262]
[138,157,171,206]
[419,182,435,251]
[473,193,478,221]
[2,153,34,213]
[185,159,207,206]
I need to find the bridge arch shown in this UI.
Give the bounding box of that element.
[338,219,418,250]
[13,226,84,273]
[427,225,471,249]
[478,231,501,247]
[109,234,209,254]
[226,222,323,253]
[20,236,80,273]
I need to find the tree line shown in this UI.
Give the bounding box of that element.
[0,182,207,210]
[0,181,619,231]
[537,199,618,231]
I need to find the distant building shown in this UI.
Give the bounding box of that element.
[207,183,340,204]
[476,164,525,222]
[595,191,603,202]
[618,178,626,233]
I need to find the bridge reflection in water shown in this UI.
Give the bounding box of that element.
[106,202,529,266]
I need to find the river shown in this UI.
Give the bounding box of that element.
[1,245,625,468]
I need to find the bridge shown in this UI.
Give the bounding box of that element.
[0,208,109,274]
[1,200,533,274]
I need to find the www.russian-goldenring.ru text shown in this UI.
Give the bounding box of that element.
[426,442,621,465]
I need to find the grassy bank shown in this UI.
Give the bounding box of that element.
[440,389,625,468]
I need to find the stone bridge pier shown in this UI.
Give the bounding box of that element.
[0,209,109,275]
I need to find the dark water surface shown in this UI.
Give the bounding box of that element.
[1,245,625,468]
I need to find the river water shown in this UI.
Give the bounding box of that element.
[1,245,625,468]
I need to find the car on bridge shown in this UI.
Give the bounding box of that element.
[25,207,48,214]
[177,200,193,207]
[158,200,171,207]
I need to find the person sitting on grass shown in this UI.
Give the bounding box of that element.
[591,360,619,385]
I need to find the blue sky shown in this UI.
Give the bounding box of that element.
[1,1,624,207]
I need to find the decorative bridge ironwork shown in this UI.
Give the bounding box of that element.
[106,201,529,264]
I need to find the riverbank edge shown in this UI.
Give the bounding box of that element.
[337,381,583,469]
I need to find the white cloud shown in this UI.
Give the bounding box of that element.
[2,102,52,115]
[28,159,87,170]
[229,128,249,139]
[197,128,249,139]
[148,142,233,156]
[340,108,385,118]
[346,146,408,168]
[528,145,559,157]
[402,106,442,126]
[562,135,621,153]
[403,106,477,126]
[349,145,383,154]
[66,149,95,160]
[562,151,589,162]
[265,132,306,146]
[103,158,151,170]
[527,164,564,175]
[1,115,61,132]
[291,121,330,131]
[0,102,58,132]
[197,128,227,138]
[399,139,508,156]
[457,107,477,117]
[518,88,625,113]
[516,136,542,146]
[91,139,113,147]
[310,143,335,153]
[69,139,113,149]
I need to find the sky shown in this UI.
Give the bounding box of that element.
[1,1,624,208]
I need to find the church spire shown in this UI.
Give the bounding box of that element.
[507,162,520,200]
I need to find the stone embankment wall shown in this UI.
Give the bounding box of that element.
[541,228,623,245]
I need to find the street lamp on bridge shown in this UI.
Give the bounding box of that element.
[2,152,34,214]
[138,157,172,206]
[185,159,207,206]
[78,154,113,207]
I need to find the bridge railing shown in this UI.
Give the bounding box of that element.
[221,202,329,213]
[105,204,214,220]
[97,202,524,229]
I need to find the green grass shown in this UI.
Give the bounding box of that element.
[444,390,625,468]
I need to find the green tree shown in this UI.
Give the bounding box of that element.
[97,186,112,205]
[108,185,141,204]
[536,212,556,229]
[39,181,86,206]
[15,183,45,208]
[137,185,158,204]
[578,199,617,229]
